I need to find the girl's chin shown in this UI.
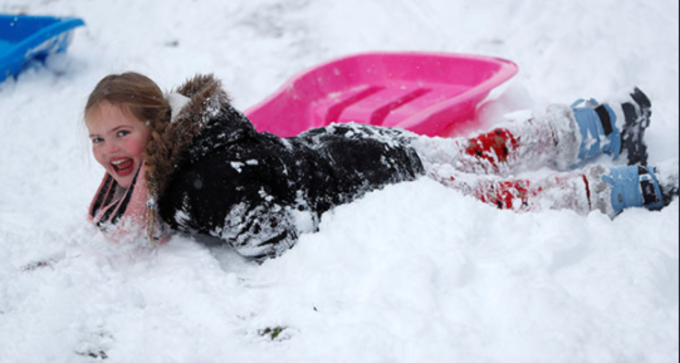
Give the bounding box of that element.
[116,179,133,189]
[112,176,133,189]
[108,165,137,189]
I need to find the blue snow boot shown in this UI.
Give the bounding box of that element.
[603,165,666,215]
[572,87,651,165]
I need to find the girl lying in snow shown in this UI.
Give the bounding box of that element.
[86,72,678,260]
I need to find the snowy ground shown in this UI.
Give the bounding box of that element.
[1,0,678,362]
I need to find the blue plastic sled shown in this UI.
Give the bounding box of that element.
[0,14,84,83]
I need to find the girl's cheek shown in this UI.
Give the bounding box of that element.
[128,137,148,156]
[92,150,105,167]
[91,147,108,168]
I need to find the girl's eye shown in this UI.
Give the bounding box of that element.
[117,130,131,137]
[91,137,104,144]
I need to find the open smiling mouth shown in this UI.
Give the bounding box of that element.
[111,158,134,177]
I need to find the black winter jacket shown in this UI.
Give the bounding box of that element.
[151,75,425,259]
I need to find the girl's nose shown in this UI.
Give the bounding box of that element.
[104,141,121,154]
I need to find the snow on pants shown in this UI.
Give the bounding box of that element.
[410,104,594,214]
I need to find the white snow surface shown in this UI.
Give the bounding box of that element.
[1,0,678,362]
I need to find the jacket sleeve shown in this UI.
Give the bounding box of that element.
[157,137,305,260]
[216,199,300,260]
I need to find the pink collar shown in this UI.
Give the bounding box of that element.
[88,165,154,243]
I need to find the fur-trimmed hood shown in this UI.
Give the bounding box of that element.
[143,74,257,241]
[145,74,231,205]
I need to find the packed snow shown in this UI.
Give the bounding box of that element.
[0,0,678,362]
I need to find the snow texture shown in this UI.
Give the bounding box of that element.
[0,0,678,362]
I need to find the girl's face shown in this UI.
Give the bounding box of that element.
[86,102,151,189]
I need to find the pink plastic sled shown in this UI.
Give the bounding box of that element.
[245,52,518,138]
